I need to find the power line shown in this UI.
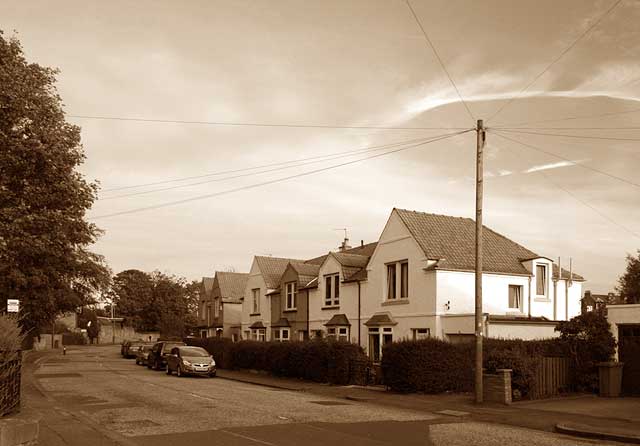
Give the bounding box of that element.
[491,133,640,239]
[90,130,472,219]
[67,114,467,131]
[495,128,640,142]
[404,0,475,124]
[100,137,441,200]
[100,135,444,193]
[490,130,640,189]
[489,106,640,128]
[494,127,640,130]
[486,0,623,124]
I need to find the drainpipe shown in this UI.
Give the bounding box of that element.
[554,257,560,320]
[357,281,361,346]
[306,289,310,339]
[567,258,572,320]
[527,276,532,318]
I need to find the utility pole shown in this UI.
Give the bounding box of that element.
[475,119,486,404]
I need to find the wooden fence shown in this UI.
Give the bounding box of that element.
[531,356,570,399]
[0,352,22,417]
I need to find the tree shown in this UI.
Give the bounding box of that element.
[110,269,157,331]
[86,311,100,344]
[617,250,640,304]
[556,312,616,392]
[0,32,111,335]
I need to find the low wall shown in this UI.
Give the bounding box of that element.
[483,369,512,405]
[31,335,63,351]
[0,415,39,446]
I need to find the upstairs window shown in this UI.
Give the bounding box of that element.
[508,285,523,310]
[252,288,260,314]
[387,261,409,300]
[213,298,220,318]
[285,282,297,310]
[536,264,547,296]
[324,274,340,306]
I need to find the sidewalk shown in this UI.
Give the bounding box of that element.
[218,368,640,444]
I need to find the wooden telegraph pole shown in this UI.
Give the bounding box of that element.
[475,119,485,403]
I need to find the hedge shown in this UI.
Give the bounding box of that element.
[381,337,566,397]
[185,337,371,385]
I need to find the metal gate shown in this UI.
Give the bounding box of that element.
[619,324,640,396]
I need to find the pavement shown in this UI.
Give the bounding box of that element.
[17,344,640,445]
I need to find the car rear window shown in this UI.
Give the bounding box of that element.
[178,347,209,357]
[164,343,185,352]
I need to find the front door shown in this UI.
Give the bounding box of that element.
[619,324,640,396]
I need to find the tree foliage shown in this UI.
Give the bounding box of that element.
[617,250,640,304]
[0,32,110,335]
[109,269,199,336]
[556,311,616,392]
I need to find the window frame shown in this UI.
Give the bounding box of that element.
[412,328,430,340]
[285,281,297,310]
[386,260,409,301]
[251,288,260,314]
[536,264,547,296]
[508,284,524,311]
[324,273,340,306]
[368,326,393,362]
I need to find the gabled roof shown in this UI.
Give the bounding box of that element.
[255,256,306,289]
[201,277,214,294]
[214,272,249,302]
[320,243,378,282]
[364,312,397,326]
[306,242,378,266]
[324,314,350,326]
[395,208,540,276]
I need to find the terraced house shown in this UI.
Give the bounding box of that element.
[210,271,248,341]
[234,208,585,361]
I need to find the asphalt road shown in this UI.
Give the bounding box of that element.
[24,345,626,446]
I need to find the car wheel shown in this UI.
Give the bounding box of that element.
[147,360,152,369]
[177,366,182,377]
[135,359,139,365]
[209,372,216,378]
[166,365,172,375]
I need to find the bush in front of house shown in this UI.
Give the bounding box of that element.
[555,311,616,392]
[186,337,371,385]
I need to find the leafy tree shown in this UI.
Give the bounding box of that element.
[110,269,157,331]
[556,311,616,392]
[617,250,640,304]
[0,32,110,335]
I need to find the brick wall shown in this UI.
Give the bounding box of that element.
[483,369,512,405]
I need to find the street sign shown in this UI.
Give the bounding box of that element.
[7,299,19,313]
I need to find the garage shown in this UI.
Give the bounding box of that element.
[619,324,640,396]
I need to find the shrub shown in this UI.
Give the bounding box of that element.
[62,332,87,346]
[556,311,616,392]
[186,337,370,385]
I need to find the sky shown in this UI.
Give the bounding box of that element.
[2,0,640,293]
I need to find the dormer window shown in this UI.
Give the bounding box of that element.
[285,282,297,310]
[536,264,547,296]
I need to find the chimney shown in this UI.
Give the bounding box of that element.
[361,240,364,247]
[339,237,351,252]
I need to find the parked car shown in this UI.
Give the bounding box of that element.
[135,344,153,366]
[126,341,152,359]
[166,346,216,378]
[147,340,186,370]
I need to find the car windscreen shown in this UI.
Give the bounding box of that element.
[163,343,185,352]
[178,347,209,357]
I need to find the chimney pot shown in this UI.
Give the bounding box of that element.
[361,240,364,247]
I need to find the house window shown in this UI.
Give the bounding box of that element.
[298,330,307,341]
[536,264,547,296]
[324,274,340,306]
[368,327,393,362]
[401,262,409,298]
[412,328,430,340]
[206,305,212,325]
[586,305,593,312]
[251,328,266,341]
[285,282,297,310]
[386,261,409,300]
[274,328,290,342]
[252,288,260,313]
[244,330,250,340]
[214,298,220,318]
[326,326,349,342]
[508,285,523,310]
[232,333,238,342]
[387,264,396,299]
[313,330,324,339]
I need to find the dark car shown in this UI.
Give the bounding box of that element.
[147,341,186,370]
[126,341,152,359]
[135,344,153,366]
[166,346,216,378]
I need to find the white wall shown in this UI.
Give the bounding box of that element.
[363,211,438,347]
[488,322,559,340]
[309,254,361,343]
[241,258,271,340]
[607,304,640,360]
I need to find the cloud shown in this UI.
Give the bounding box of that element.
[524,160,583,174]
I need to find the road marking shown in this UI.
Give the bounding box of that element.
[219,429,277,446]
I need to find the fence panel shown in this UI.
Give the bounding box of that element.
[0,352,22,417]
[531,356,570,399]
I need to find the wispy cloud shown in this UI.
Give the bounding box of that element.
[524,160,581,173]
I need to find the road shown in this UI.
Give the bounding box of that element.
[23,345,622,446]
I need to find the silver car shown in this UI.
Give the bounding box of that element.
[166,346,216,377]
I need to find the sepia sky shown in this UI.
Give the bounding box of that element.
[2,0,640,293]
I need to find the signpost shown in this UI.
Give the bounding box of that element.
[7,299,19,313]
